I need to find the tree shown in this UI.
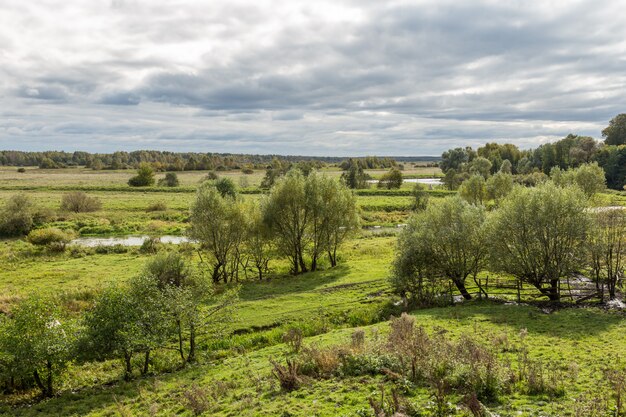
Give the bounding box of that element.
[486,183,589,301]
[60,191,102,212]
[440,147,473,172]
[190,184,247,283]
[1,296,74,397]
[552,163,606,198]
[588,209,626,299]
[263,170,310,274]
[486,172,513,203]
[245,202,274,280]
[468,157,492,179]
[499,159,512,174]
[442,168,466,191]
[128,163,155,187]
[143,251,238,365]
[459,175,487,205]
[340,158,370,189]
[377,168,403,189]
[602,114,626,146]
[395,197,487,300]
[158,172,180,187]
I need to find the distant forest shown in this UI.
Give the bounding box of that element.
[0,150,428,171]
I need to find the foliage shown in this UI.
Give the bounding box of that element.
[0,295,74,397]
[340,158,371,189]
[603,113,626,145]
[410,184,429,212]
[393,197,487,300]
[588,209,626,299]
[377,168,403,189]
[27,227,75,251]
[486,172,513,203]
[214,177,237,198]
[128,163,155,187]
[0,194,34,236]
[60,191,102,212]
[486,183,590,301]
[551,162,606,198]
[157,172,180,187]
[459,174,487,205]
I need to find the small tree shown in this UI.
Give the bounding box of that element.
[214,178,237,198]
[60,191,102,212]
[486,183,589,301]
[469,157,492,179]
[459,175,487,205]
[377,168,403,189]
[190,184,247,283]
[1,296,74,397]
[588,209,626,299]
[246,202,273,280]
[340,159,370,189]
[158,172,180,187]
[411,184,430,212]
[128,163,155,187]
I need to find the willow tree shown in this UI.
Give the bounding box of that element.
[393,197,486,300]
[486,183,589,301]
[190,184,247,283]
[588,208,626,299]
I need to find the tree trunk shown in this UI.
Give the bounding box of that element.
[298,248,307,273]
[454,279,472,300]
[311,254,317,272]
[142,350,150,375]
[123,352,133,381]
[177,320,185,365]
[33,370,45,396]
[187,323,196,363]
[535,280,560,301]
[46,360,53,397]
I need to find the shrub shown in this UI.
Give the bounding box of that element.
[183,384,211,416]
[205,171,219,181]
[27,228,75,251]
[146,201,168,212]
[215,178,237,198]
[158,172,179,187]
[283,328,304,353]
[128,163,155,187]
[0,194,34,236]
[17,167,26,173]
[242,168,254,174]
[60,192,102,213]
[270,359,302,391]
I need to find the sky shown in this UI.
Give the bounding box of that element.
[1,0,625,156]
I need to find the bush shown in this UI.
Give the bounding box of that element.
[27,228,75,251]
[241,168,254,174]
[146,201,168,212]
[183,384,211,416]
[128,163,155,187]
[17,167,26,173]
[158,172,179,187]
[60,192,102,213]
[0,194,34,237]
[205,171,219,181]
[270,359,302,391]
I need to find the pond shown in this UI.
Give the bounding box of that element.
[71,235,193,247]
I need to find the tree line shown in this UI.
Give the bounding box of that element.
[440,114,626,190]
[393,177,625,304]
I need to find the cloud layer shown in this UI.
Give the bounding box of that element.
[1,0,625,155]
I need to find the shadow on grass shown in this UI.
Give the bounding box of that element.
[238,265,350,302]
[411,300,626,340]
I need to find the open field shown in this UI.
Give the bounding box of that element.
[0,167,625,416]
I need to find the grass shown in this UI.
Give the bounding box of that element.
[1,167,626,416]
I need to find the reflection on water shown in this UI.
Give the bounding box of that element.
[367,177,443,185]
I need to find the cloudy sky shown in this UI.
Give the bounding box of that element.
[1,0,625,156]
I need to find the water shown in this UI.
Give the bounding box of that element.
[367,177,442,185]
[71,235,193,247]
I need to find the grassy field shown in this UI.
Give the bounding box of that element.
[1,167,626,416]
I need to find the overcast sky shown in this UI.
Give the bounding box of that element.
[1,0,625,156]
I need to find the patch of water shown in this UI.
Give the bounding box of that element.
[71,235,193,247]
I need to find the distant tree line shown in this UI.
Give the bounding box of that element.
[0,150,351,171]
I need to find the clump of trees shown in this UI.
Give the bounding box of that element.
[60,191,102,212]
[439,115,626,191]
[393,181,621,303]
[128,163,156,187]
[190,169,359,280]
[340,158,371,189]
